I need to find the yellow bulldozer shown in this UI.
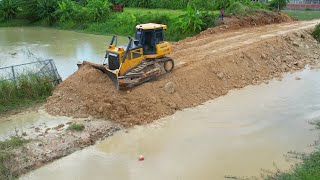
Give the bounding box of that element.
[79,23,174,90]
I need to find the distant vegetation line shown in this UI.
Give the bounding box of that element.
[0,0,287,41]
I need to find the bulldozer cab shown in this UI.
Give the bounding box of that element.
[135,23,166,55]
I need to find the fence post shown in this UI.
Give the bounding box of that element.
[48,59,62,84]
[11,66,16,85]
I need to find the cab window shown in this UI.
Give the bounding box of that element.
[155,29,164,43]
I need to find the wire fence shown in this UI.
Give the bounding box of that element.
[0,59,62,85]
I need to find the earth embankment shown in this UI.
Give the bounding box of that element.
[46,20,320,127]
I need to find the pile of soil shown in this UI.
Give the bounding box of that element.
[45,24,320,127]
[173,11,295,46]
[223,11,295,29]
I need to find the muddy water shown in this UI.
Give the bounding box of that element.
[21,69,320,180]
[0,109,72,141]
[0,27,127,78]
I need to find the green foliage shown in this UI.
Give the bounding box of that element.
[213,0,233,9]
[268,0,288,11]
[312,24,320,43]
[0,0,22,20]
[34,0,59,24]
[74,0,88,6]
[19,0,38,20]
[155,0,189,10]
[175,4,205,34]
[56,0,78,22]
[110,0,189,10]
[264,150,320,180]
[86,0,112,22]
[226,2,257,16]
[85,10,174,38]
[0,72,56,113]
[199,11,219,29]
[190,0,215,11]
[67,123,85,131]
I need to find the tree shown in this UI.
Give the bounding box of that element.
[0,0,22,20]
[269,0,288,11]
[86,0,112,22]
[191,0,215,11]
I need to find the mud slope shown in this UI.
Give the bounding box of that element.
[46,20,320,127]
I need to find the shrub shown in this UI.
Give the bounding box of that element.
[86,0,112,22]
[175,4,205,34]
[226,2,257,16]
[199,11,219,29]
[0,72,56,113]
[111,0,189,9]
[67,123,85,131]
[213,0,233,9]
[56,0,78,22]
[191,0,215,11]
[136,13,171,25]
[268,0,288,11]
[0,0,22,20]
[312,24,320,42]
[74,0,88,6]
[34,0,59,24]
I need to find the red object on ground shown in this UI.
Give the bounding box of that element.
[138,155,145,161]
[111,4,124,12]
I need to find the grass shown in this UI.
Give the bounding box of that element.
[0,136,29,180]
[67,123,85,131]
[124,7,185,16]
[226,2,262,16]
[262,119,320,180]
[264,150,320,180]
[283,10,320,20]
[0,19,31,27]
[0,72,56,114]
[312,23,320,42]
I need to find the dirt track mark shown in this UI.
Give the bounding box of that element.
[172,20,320,66]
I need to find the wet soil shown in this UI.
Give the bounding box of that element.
[10,118,121,176]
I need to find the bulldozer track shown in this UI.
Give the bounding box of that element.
[126,57,173,75]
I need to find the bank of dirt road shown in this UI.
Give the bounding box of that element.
[46,19,320,127]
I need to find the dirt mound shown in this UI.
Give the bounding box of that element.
[176,11,294,44]
[223,11,294,29]
[45,23,320,127]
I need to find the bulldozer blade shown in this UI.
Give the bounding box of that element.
[104,69,120,90]
[81,61,120,90]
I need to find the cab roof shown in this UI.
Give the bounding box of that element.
[136,23,167,30]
